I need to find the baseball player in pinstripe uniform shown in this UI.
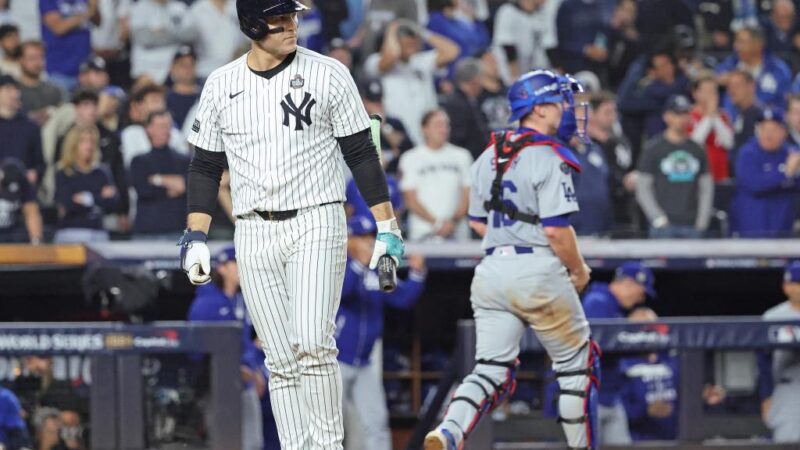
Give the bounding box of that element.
[425,70,600,450]
[177,1,404,449]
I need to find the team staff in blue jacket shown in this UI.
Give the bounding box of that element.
[187,246,265,450]
[582,261,656,445]
[0,387,31,450]
[336,215,426,450]
[620,307,679,441]
[733,107,800,237]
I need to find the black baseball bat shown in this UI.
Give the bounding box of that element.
[370,114,398,292]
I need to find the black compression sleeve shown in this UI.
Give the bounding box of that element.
[337,128,390,207]
[188,147,226,215]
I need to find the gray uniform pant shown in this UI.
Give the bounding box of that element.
[598,402,632,444]
[436,250,594,448]
[340,362,392,450]
[767,382,800,442]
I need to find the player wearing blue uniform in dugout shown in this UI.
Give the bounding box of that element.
[336,215,426,450]
[582,261,655,445]
[425,69,601,450]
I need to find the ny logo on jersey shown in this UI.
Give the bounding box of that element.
[281,92,316,131]
[562,182,577,202]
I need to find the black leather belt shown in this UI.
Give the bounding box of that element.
[249,201,341,221]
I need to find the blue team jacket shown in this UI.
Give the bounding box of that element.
[620,353,679,441]
[716,54,792,109]
[336,258,425,367]
[733,139,800,237]
[582,282,627,406]
[0,387,26,447]
[187,284,258,369]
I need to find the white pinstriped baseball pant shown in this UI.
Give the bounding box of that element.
[236,202,347,450]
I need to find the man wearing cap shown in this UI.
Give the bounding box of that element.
[77,55,110,93]
[364,19,459,144]
[758,261,800,443]
[582,261,657,445]
[187,245,265,450]
[733,106,800,237]
[166,45,201,131]
[336,215,426,450]
[636,94,713,238]
[17,41,64,126]
[359,77,413,175]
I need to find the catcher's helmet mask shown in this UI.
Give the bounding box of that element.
[237,0,308,41]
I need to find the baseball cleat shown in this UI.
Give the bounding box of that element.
[424,428,457,450]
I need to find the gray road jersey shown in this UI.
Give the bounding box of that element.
[763,302,800,385]
[469,140,580,250]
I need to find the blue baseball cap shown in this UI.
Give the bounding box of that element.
[347,215,376,236]
[215,245,236,265]
[784,261,800,283]
[615,262,656,297]
[757,106,785,124]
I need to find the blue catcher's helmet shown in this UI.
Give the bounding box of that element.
[507,69,565,123]
[237,0,308,41]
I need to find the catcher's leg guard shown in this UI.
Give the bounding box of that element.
[437,359,519,445]
[555,339,601,450]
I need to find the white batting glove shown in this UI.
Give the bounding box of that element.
[178,230,212,285]
[369,218,405,269]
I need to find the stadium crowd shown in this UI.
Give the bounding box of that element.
[0,0,796,244]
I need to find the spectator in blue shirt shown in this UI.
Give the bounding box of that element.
[570,137,612,236]
[54,124,117,243]
[130,110,189,239]
[337,215,426,450]
[555,0,610,77]
[617,49,690,140]
[716,26,792,110]
[0,387,32,450]
[582,261,656,445]
[733,107,800,237]
[345,174,401,221]
[0,74,45,187]
[39,0,99,91]
[187,245,265,450]
[761,0,800,57]
[166,45,201,132]
[426,0,489,80]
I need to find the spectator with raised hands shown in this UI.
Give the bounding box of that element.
[54,124,118,243]
[426,0,490,78]
[492,0,558,81]
[39,0,99,91]
[688,73,734,182]
[716,26,792,110]
[364,18,459,144]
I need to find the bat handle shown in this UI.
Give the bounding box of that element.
[377,254,397,292]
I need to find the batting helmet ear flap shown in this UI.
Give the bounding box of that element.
[239,13,270,41]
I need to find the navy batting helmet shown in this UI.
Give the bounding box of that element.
[237,0,308,41]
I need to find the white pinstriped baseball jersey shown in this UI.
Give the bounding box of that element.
[188,47,371,215]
